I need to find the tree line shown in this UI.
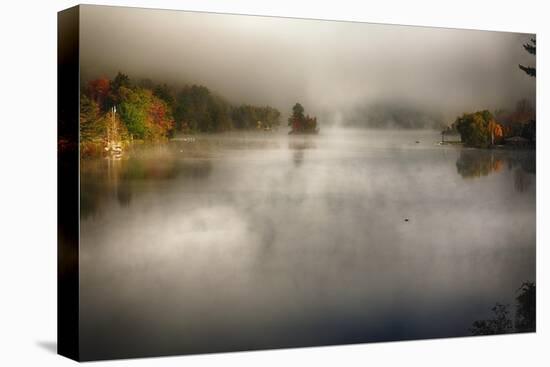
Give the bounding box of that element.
[449,99,535,148]
[80,72,282,152]
[449,37,536,148]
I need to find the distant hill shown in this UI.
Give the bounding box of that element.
[344,103,446,130]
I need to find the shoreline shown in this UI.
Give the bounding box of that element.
[75,129,535,159]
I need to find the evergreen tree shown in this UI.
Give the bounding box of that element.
[519,38,536,77]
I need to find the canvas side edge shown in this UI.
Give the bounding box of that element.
[57,5,81,362]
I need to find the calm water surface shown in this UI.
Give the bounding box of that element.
[79,129,535,360]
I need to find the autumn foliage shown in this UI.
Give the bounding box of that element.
[454,110,504,148]
[86,77,111,107]
[80,72,282,150]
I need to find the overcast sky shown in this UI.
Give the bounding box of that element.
[80,5,535,121]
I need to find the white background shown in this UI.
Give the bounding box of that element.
[0,0,547,365]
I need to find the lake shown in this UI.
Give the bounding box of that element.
[79,128,535,360]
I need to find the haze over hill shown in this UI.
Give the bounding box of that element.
[80,5,535,127]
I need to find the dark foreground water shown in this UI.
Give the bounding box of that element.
[79,129,535,360]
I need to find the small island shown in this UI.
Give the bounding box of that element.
[287,103,319,135]
[441,38,536,149]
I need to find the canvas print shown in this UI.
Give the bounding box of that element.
[58,5,536,361]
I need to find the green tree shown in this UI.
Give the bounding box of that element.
[265,106,281,128]
[111,72,131,92]
[231,104,281,130]
[519,38,536,77]
[153,83,175,108]
[515,282,535,332]
[174,85,209,131]
[291,103,304,121]
[119,87,174,139]
[471,282,536,335]
[288,103,317,133]
[454,110,495,148]
[108,72,132,107]
[119,88,149,139]
[174,85,232,133]
[209,96,232,132]
[470,303,513,335]
[80,94,106,142]
[517,38,536,141]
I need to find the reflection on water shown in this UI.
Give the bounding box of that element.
[288,137,317,167]
[455,149,535,192]
[79,129,535,360]
[81,145,212,218]
[456,150,505,178]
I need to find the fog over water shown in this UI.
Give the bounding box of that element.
[80,5,535,123]
[77,6,535,360]
[79,130,535,359]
